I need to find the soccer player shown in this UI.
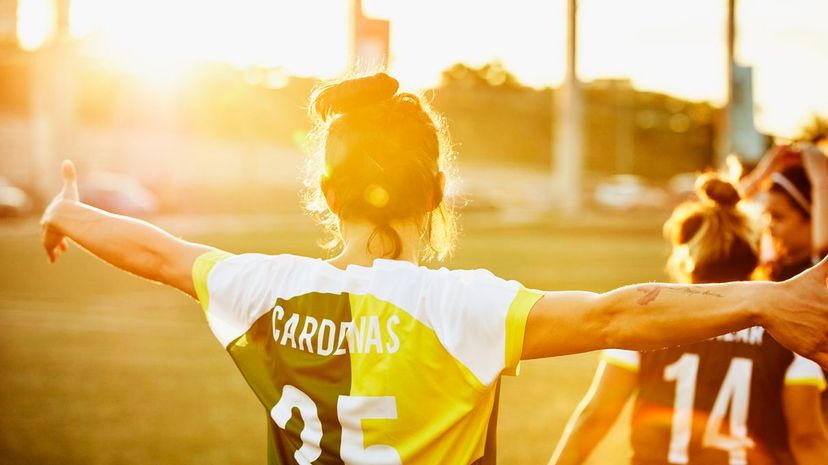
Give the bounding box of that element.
[41,73,828,465]
[740,143,828,281]
[549,174,827,465]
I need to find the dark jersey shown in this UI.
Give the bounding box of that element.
[603,327,825,465]
[766,255,828,430]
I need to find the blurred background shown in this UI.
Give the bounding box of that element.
[0,0,826,464]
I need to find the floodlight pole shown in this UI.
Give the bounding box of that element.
[716,0,735,165]
[553,0,583,215]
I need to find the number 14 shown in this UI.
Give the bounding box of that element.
[664,354,753,465]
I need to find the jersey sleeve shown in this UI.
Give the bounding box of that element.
[784,353,827,391]
[192,251,299,348]
[192,249,235,315]
[425,268,544,388]
[601,349,640,373]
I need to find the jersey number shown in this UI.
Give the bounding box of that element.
[663,354,753,465]
[270,384,403,465]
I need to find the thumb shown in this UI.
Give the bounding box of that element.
[61,160,79,201]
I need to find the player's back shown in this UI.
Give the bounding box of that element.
[192,251,542,465]
[620,327,823,465]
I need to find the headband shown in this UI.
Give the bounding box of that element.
[770,172,811,215]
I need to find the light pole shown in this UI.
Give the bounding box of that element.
[553,0,584,215]
[716,0,735,165]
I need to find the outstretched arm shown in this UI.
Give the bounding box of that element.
[523,281,763,357]
[522,260,828,368]
[549,361,636,465]
[40,161,214,298]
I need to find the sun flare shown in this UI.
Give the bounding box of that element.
[13,0,828,136]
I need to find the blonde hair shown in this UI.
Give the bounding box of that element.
[664,173,758,283]
[303,72,457,261]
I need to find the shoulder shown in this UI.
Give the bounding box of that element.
[210,252,319,269]
[205,252,335,280]
[196,252,336,301]
[784,353,827,390]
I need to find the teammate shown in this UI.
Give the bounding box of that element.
[743,142,828,425]
[740,143,828,281]
[40,73,828,465]
[548,174,828,465]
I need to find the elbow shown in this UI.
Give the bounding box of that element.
[600,323,625,350]
[143,248,171,284]
[594,298,628,349]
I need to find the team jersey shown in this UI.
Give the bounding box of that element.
[603,330,826,465]
[192,251,544,465]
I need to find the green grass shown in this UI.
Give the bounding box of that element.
[0,214,668,465]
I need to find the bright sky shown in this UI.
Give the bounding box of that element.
[16,0,828,137]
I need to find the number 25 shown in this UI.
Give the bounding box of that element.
[270,384,403,465]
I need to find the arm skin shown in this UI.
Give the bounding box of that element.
[40,161,213,299]
[44,200,212,298]
[801,145,828,259]
[42,162,828,366]
[783,385,828,464]
[548,362,637,465]
[521,266,828,369]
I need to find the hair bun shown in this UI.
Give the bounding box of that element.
[696,174,741,208]
[311,73,399,122]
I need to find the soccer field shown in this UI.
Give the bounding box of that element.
[0,213,668,465]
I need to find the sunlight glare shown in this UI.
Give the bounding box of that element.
[69,0,102,38]
[65,0,349,82]
[17,0,56,51]
[15,0,828,135]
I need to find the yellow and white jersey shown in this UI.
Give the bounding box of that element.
[193,250,543,465]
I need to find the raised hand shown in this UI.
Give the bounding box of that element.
[40,160,80,263]
[740,145,802,197]
[800,144,828,185]
[768,145,803,171]
[763,255,828,368]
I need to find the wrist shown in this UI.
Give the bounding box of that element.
[749,281,782,328]
[46,199,81,233]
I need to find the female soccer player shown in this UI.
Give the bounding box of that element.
[548,174,827,465]
[41,73,828,465]
[741,143,828,281]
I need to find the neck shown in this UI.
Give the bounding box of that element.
[327,220,421,269]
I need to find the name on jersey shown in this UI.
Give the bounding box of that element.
[271,305,401,355]
[713,326,763,345]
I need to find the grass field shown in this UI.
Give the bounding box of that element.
[0,212,669,465]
